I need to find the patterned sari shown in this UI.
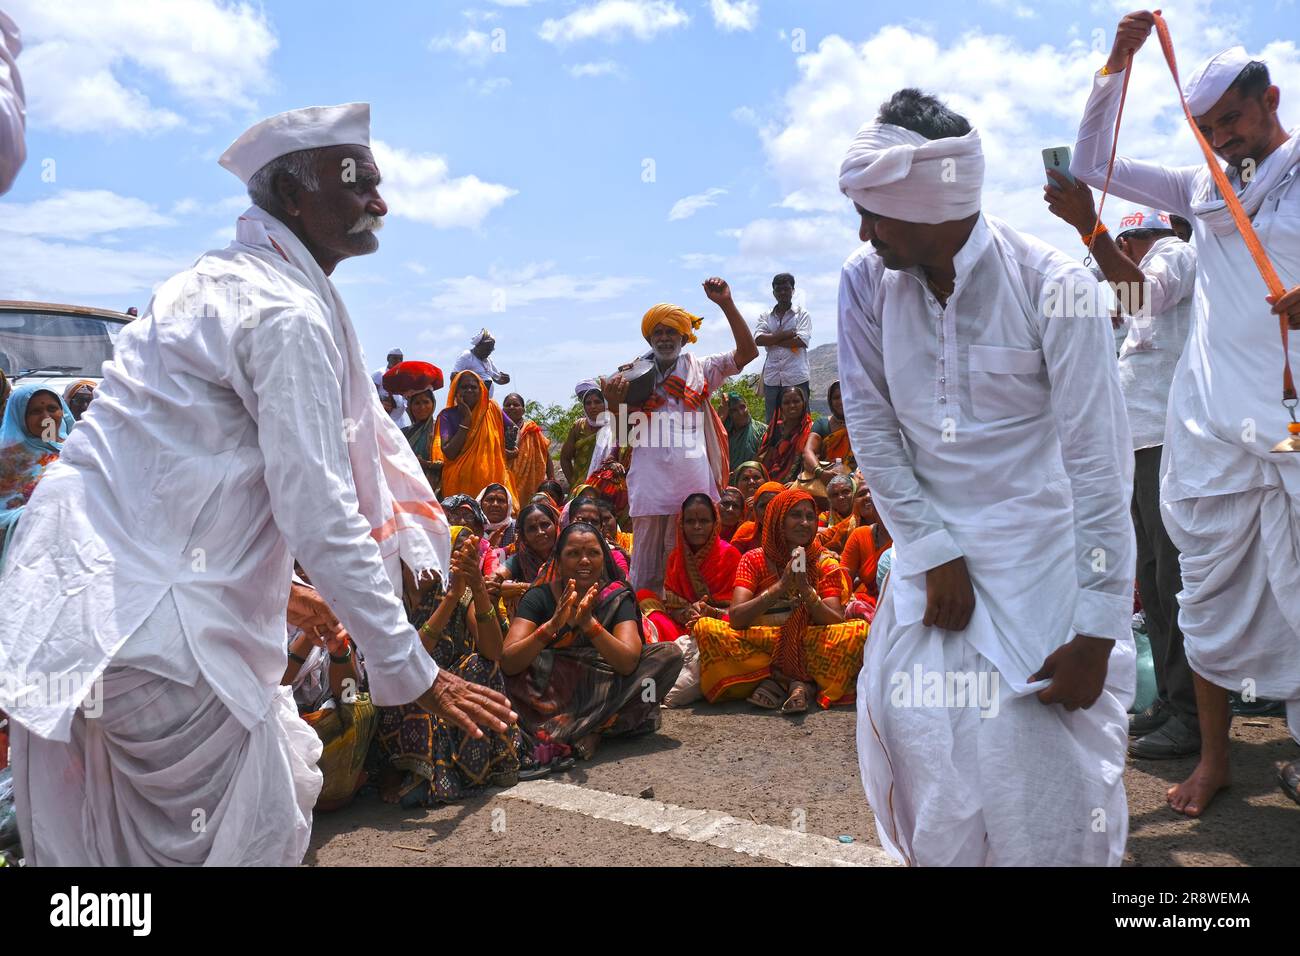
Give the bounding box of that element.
[757,399,812,484]
[695,489,868,708]
[641,502,741,642]
[1,384,71,569]
[376,581,523,806]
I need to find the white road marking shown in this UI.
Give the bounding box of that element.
[499,779,899,867]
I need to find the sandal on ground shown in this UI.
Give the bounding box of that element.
[1275,759,1300,805]
[781,681,814,715]
[748,678,785,710]
[518,762,552,781]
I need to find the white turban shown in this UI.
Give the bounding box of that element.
[219,103,370,184]
[471,328,492,346]
[1114,204,1174,235]
[1183,46,1252,117]
[838,123,984,225]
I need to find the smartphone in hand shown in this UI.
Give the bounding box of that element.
[1042,146,1074,185]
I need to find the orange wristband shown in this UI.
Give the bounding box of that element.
[1081,222,1108,245]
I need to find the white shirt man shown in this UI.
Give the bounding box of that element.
[0,9,25,194]
[1072,38,1300,813]
[0,104,512,866]
[754,275,812,421]
[453,329,509,397]
[838,98,1135,866]
[372,349,409,427]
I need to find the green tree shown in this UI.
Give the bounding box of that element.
[712,371,766,422]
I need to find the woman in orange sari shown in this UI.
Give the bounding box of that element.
[731,461,768,505]
[694,488,868,713]
[641,493,741,643]
[437,371,517,501]
[756,386,812,483]
[503,392,553,503]
[728,480,784,555]
[803,380,855,479]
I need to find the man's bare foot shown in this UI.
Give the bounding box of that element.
[1166,757,1229,817]
[379,766,403,805]
[573,732,602,760]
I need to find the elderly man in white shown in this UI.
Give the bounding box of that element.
[0,103,515,866]
[1073,14,1300,815]
[453,329,510,397]
[839,89,1136,866]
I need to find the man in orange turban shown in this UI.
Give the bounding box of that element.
[604,278,759,595]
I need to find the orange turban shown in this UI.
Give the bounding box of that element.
[641,303,702,345]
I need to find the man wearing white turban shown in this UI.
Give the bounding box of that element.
[0,9,25,194]
[0,103,515,865]
[839,89,1136,866]
[1073,12,1300,815]
[453,328,511,397]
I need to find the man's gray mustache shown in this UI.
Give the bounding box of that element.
[348,214,385,235]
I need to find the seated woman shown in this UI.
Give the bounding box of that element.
[440,494,502,577]
[731,460,768,507]
[728,480,785,555]
[596,497,634,555]
[282,580,375,812]
[568,495,630,576]
[694,488,869,715]
[560,385,607,487]
[489,500,559,617]
[641,493,741,643]
[502,391,554,502]
[536,479,566,510]
[841,503,892,618]
[803,380,856,481]
[63,379,97,424]
[1,384,72,569]
[718,487,745,542]
[437,370,516,500]
[756,386,812,484]
[477,481,516,551]
[403,388,442,493]
[376,530,523,806]
[816,474,859,551]
[503,522,684,762]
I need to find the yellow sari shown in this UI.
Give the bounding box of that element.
[438,371,517,501]
[507,418,551,503]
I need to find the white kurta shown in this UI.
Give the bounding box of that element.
[1115,236,1197,450]
[0,10,25,195]
[1074,69,1300,702]
[452,349,505,397]
[839,214,1135,866]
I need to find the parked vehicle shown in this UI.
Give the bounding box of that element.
[0,300,132,399]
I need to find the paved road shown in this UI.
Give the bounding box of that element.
[307,704,1299,866]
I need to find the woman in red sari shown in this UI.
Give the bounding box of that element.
[728,480,785,555]
[756,386,811,484]
[641,493,741,643]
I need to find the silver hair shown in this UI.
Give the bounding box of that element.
[246,147,323,213]
[826,474,855,493]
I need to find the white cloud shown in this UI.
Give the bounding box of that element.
[678,252,727,269]
[465,76,513,95]
[8,0,277,134]
[431,261,649,315]
[539,0,689,45]
[0,189,174,239]
[429,28,500,63]
[568,60,624,78]
[754,1,1300,252]
[170,195,248,218]
[668,186,727,220]
[721,215,851,263]
[372,140,517,229]
[0,233,184,301]
[710,0,758,32]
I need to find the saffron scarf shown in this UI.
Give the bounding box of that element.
[506,417,550,503]
[664,501,741,608]
[438,370,517,502]
[729,480,786,554]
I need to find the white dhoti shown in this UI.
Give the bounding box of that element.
[857,591,1133,866]
[629,514,678,595]
[13,668,322,866]
[1162,484,1300,738]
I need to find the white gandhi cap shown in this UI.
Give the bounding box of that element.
[1183,46,1253,117]
[218,103,371,184]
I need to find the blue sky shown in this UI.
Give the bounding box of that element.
[2,0,1297,405]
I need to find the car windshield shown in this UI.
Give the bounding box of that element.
[0,309,126,379]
